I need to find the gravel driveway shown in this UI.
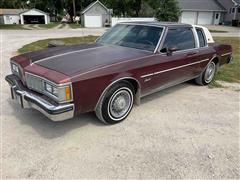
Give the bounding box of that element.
[0,29,239,179]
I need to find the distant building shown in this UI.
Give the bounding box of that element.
[81,0,111,28]
[0,8,50,25]
[178,0,227,25]
[217,0,240,25]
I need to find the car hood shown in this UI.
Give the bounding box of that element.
[24,43,152,76]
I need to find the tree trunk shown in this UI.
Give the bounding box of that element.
[72,0,76,17]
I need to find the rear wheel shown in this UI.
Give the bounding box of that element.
[95,82,134,124]
[195,61,217,85]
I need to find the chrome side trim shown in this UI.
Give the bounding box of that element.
[140,58,210,78]
[141,75,199,98]
[31,46,106,65]
[221,52,232,57]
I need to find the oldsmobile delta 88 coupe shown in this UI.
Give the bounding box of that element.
[6,22,233,124]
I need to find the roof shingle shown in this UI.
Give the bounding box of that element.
[178,0,226,11]
[0,9,27,15]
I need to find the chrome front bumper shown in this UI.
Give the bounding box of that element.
[5,74,74,121]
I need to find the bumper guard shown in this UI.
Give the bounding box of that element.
[5,74,74,121]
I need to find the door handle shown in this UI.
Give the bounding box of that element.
[187,51,198,56]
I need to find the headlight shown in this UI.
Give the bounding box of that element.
[11,63,19,75]
[44,82,72,102]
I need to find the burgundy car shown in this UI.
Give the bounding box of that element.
[6,22,232,124]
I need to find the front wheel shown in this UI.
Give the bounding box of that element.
[95,82,134,124]
[195,61,217,85]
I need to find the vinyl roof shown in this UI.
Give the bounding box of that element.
[178,0,226,11]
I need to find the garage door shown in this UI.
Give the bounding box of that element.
[198,12,213,25]
[85,15,102,28]
[181,12,196,25]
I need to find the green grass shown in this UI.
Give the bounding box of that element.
[0,24,27,30]
[38,22,60,29]
[18,36,98,53]
[69,23,82,29]
[211,37,240,86]
[209,30,228,33]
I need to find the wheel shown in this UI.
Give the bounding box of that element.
[195,61,217,86]
[95,81,134,124]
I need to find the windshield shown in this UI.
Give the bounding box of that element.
[97,24,164,52]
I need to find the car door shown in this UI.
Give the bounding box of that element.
[141,27,204,95]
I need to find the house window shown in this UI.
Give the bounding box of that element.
[215,13,219,19]
[229,8,232,13]
[232,7,235,13]
[238,7,240,13]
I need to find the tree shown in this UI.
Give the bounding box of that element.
[104,0,132,17]
[155,0,181,21]
[0,0,181,22]
[133,0,142,17]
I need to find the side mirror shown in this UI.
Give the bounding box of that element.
[166,47,178,56]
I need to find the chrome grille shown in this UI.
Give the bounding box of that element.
[25,73,44,93]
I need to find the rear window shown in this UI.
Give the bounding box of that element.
[161,28,195,52]
[196,28,207,47]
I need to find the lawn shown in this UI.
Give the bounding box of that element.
[0,24,28,30]
[69,23,82,29]
[38,22,60,29]
[213,37,240,83]
[209,30,228,33]
[18,36,98,53]
[18,36,239,85]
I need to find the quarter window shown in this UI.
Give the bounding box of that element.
[161,28,195,53]
[196,28,206,47]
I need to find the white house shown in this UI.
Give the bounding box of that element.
[218,0,240,25]
[178,0,227,25]
[81,0,111,28]
[0,8,50,25]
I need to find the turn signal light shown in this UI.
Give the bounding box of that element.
[65,86,71,100]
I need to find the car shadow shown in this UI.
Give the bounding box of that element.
[141,81,195,104]
[7,81,197,139]
[8,99,105,139]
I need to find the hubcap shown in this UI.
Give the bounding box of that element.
[204,62,216,83]
[108,88,133,121]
